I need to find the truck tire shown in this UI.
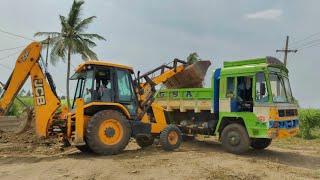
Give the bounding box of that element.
[86,110,131,155]
[160,125,182,151]
[221,123,250,154]
[136,136,154,148]
[251,138,272,150]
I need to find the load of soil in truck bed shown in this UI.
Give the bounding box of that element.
[164,60,211,88]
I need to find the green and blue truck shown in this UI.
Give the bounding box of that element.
[155,56,299,154]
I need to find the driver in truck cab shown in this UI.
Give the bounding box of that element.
[237,76,253,112]
[228,76,253,112]
[237,77,252,102]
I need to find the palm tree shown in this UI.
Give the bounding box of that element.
[35,0,105,108]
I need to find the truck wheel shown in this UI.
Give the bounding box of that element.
[136,136,154,148]
[160,125,182,151]
[86,110,131,155]
[221,123,250,154]
[251,138,272,150]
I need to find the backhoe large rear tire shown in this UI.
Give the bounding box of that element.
[86,110,131,155]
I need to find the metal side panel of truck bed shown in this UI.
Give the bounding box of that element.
[154,88,213,113]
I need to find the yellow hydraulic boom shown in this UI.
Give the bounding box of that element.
[0,42,60,136]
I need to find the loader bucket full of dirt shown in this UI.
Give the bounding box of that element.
[0,107,33,134]
[164,60,211,88]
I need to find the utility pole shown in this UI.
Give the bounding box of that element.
[276,36,298,66]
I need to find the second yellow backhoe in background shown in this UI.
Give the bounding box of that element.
[0,42,210,154]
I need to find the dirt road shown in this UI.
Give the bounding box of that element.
[0,136,319,180]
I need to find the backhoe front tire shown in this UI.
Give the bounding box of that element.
[86,110,131,155]
[221,123,250,154]
[160,125,182,151]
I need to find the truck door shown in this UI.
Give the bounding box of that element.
[236,76,253,112]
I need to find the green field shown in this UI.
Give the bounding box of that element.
[8,96,69,116]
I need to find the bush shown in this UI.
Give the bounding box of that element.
[7,97,33,116]
[298,109,320,139]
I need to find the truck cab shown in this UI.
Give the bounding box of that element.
[217,57,299,140]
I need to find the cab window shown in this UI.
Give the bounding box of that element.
[116,70,134,102]
[226,77,235,98]
[116,69,137,116]
[93,69,113,102]
[83,70,94,103]
[255,72,268,103]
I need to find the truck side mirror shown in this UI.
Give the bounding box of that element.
[260,83,266,96]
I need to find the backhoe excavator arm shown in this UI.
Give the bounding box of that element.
[135,59,187,118]
[0,42,60,137]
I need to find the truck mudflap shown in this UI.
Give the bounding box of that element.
[129,120,152,137]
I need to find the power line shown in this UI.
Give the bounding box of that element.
[0,50,21,62]
[0,45,25,52]
[296,40,320,50]
[293,38,320,49]
[299,42,320,51]
[0,62,12,70]
[290,31,320,47]
[0,27,35,41]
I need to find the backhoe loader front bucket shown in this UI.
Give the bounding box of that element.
[0,107,33,134]
[164,60,211,88]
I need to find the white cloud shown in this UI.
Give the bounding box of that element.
[245,9,283,20]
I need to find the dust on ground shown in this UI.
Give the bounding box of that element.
[0,130,320,180]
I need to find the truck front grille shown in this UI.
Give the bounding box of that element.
[278,109,298,117]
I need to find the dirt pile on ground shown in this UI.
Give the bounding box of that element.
[0,129,62,155]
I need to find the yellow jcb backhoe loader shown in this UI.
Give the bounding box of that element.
[0,42,198,154]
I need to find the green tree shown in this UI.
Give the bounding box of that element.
[34,0,105,108]
[187,52,200,64]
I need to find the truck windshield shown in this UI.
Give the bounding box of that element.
[269,73,292,103]
[283,76,293,102]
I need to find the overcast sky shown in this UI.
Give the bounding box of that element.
[0,0,319,108]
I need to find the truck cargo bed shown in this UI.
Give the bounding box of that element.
[155,88,213,113]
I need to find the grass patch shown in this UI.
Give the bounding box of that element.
[8,96,70,116]
[298,109,320,139]
[272,135,320,150]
